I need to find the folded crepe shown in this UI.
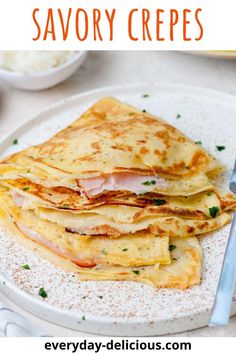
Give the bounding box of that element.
[0,194,171,267]
[78,237,202,289]
[0,194,201,289]
[1,179,232,237]
[0,97,221,197]
[0,97,235,290]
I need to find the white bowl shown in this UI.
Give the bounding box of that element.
[0,51,87,91]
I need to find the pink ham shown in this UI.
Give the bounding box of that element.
[12,192,25,207]
[16,222,96,268]
[78,172,170,198]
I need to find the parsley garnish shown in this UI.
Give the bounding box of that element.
[173,257,178,261]
[22,264,30,270]
[62,204,70,209]
[142,180,156,186]
[132,270,140,275]
[207,192,212,196]
[209,206,220,218]
[101,249,107,255]
[82,316,86,321]
[153,199,166,206]
[22,187,29,191]
[176,114,181,119]
[142,94,149,98]
[122,248,128,251]
[216,145,225,151]
[98,295,103,299]
[169,245,176,251]
[195,141,202,145]
[38,287,48,298]
[12,139,18,145]
[142,109,146,113]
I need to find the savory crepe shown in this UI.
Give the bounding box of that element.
[0,98,221,197]
[1,178,218,213]
[1,179,232,236]
[65,237,203,290]
[23,205,231,237]
[0,193,201,289]
[0,194,171,267]
[0,97,235,290]
[2,196,202,289]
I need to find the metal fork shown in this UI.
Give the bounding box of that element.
[209,160,236,326]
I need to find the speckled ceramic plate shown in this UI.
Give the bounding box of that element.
[0,84,236,336]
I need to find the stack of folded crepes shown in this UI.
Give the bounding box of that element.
[0,98,235,289]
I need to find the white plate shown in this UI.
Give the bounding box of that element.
[0,84,236,336]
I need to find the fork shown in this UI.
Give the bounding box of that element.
[209,160,236,326]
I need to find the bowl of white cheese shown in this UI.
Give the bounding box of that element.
[0,51,87,90]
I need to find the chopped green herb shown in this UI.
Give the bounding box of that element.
[26,169,30,173]
[22,264,30,270]
[153,199,166,206]
[207,192,212,196]
[209,206,220,218]
[82,316,86,321]
[173,257,178,261]
[62,204,70,209]
[142,94,149,98]
[12,139,18,145]
[122,248,128,252]
[22,187,29,191]
[101,249,107,255]
[132,270,140,275]
[139,191,148,196]
[169,245,176,251]
[98,295,103,299]
[176,114,181,119]
[142,180,156,186]
[142,109,146,113]
[195,141,202,145]
[128,112,135,116]
[38,287,48,298]
[216,145,225,151]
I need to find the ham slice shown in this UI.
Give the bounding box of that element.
[16,222,96,268]
[78,172,171,198]
[12,192,25,207]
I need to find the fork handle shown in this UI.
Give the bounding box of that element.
[209,211,236,326]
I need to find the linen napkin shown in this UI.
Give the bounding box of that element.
[0,302,47,337]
